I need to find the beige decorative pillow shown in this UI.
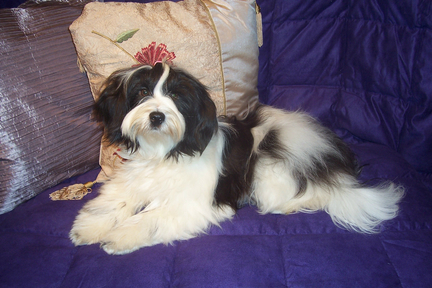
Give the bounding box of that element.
[69,0,260,181]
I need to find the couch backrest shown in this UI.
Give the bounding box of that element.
[257,0,432,173]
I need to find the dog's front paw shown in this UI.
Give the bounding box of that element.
[69,229,87,246]
[100,241,140,255]
[99,225,153,255]
[69,224,103,246]
[69,212,115,246]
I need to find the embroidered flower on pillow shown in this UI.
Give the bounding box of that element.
[92,29,176,67]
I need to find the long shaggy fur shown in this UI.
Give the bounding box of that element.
[70,63,404,254]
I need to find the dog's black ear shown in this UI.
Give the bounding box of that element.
[190,95,219,153]
[167,74,219,160]
[93,72,129,145]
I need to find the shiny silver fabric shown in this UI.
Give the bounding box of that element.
[0,2,101,214]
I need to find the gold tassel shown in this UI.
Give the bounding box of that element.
[49,181,95,201]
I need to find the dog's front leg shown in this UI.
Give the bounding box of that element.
[100,204,220,255]
[70,193,137,246]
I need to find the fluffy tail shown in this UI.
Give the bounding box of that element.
[325,180,405,233]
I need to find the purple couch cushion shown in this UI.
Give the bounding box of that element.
[0,160,431,287]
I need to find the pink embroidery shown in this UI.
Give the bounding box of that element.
[134,42,176,66]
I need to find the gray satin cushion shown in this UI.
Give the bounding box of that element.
[0,1,101,214]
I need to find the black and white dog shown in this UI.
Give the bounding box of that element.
[70,63,404,255]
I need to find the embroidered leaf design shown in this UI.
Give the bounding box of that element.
[92,29,140,63]
[116,29,140,43]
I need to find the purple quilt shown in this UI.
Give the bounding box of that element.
[1,0,432,287]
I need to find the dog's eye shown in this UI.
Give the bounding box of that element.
[139,88,151,97]
[169,92,178,100]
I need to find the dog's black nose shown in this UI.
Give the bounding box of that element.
[149,112,165,127]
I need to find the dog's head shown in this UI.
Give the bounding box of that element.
[93,63,218,160]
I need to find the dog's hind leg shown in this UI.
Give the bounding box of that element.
[251,157,329,215]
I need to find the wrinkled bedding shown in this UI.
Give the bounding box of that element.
[1,0,432,287]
